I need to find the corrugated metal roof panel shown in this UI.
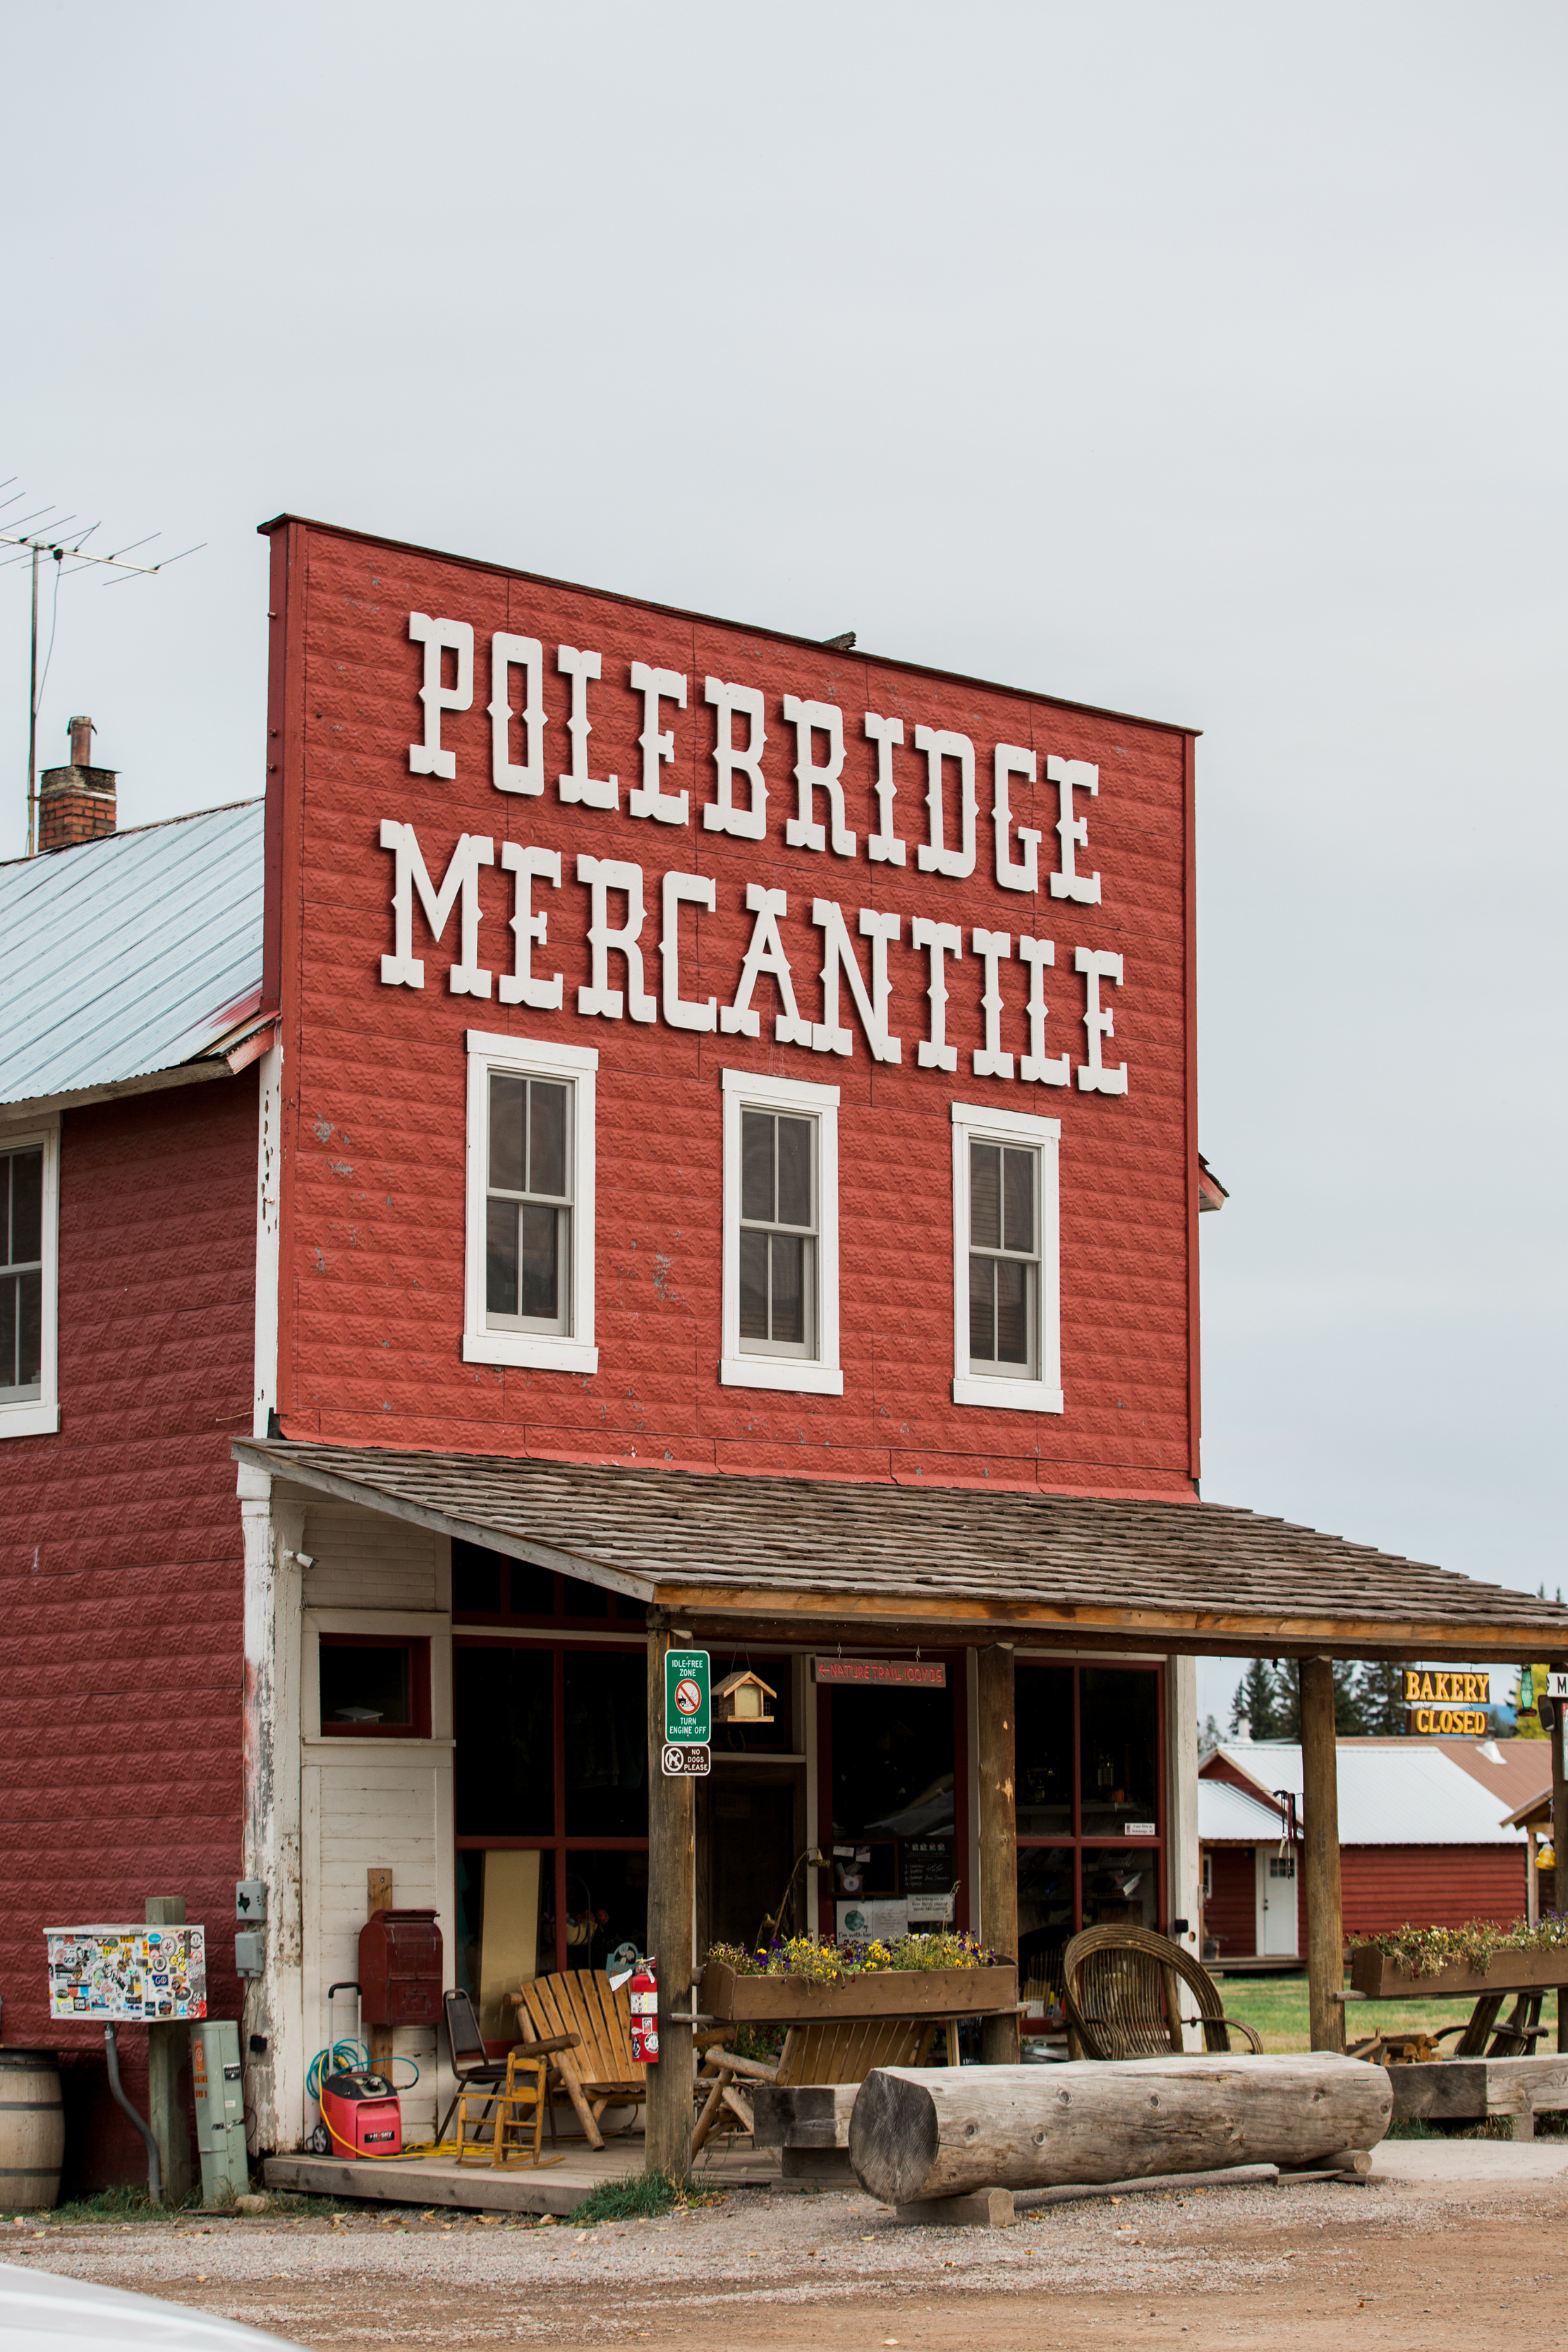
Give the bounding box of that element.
[1208,1742,1526,1846]
[0,801,265,1108]
[1198,1780,1285,1842]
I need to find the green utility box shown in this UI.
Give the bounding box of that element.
[191,2020,248,2205]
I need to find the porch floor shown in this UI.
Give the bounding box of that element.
[264,2131,783,2215]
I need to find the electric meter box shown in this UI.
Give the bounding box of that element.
[358,1908,442,2027]
[191,2019,248,2206]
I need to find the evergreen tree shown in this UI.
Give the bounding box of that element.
[1274,1659,1301,1738]
[1356,1662,1409,1736]
[1231,1659,1280,1740]
[1332,1658,1367,1735]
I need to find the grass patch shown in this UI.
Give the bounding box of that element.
[2,2184,204,2226]
[571,2171,715,2224]
[1208,1970,1555,2054]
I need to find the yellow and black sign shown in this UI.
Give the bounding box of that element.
[1404,1669,1489,1738]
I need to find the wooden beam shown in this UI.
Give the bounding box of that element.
[976,1646,1019,2065]
[145,1896,193,2205]
[367,1869,394,2071]
[644,1625,695,2179]
[1552,1685,1568,2056]
[1300,1659,1344,2055]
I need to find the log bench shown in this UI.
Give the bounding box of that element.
[1385,2054,1568,2141]
[849,2054,1392,2210]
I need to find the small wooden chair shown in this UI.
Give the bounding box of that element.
[1063,1926,1265,2059]
[511,1969,646,2150]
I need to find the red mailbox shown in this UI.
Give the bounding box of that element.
[358,1908,443,2027]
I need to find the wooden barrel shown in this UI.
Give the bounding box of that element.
[0,2050,66,2210]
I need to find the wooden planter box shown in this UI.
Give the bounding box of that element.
[699,1959,1018,2024]
[1350,1946,1568,2001]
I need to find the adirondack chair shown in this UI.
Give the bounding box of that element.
[691,2014,941,2157]
[510,1969,645,2150]
[1062,1925,1264,2059]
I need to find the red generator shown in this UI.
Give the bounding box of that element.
[358,1908,443,2028]
[318,2066,403,2158]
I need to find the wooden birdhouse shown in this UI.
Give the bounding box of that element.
[714,1668,777,1725]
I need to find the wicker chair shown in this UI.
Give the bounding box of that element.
[1063,1926,1265,2059]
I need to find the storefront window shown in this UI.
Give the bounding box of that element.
[1015,1661,1163,1946]
[564,1651,648,1837]
[454,1648,554,1836]
[825,1673,961,1936]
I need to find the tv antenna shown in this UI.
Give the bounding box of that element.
[0,480,204,855]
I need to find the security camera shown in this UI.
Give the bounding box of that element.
[285,1549,317,1569]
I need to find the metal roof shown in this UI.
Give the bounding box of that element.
[231,1438,1568,1659]
[1198,1778,1287,1843]
[1208,1742,1526,1846]
[0,800,266,1110]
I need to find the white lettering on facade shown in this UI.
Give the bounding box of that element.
[722,884,810,1045]
[863,713,906,866]
[489,634,547,796]
[703,678,768,842]
[1017,935,1069,1086]
[577,855,656,1022]
[971,929,1014,1081]
[1075,946,1127,1093]
[408,614,473,780]
[498,842,562,1010]
[812,902,901,1063]
[1049,756,1101,904]
[914,726,977,880]
[993,745,1042,894]
[557,647,619,811]
[379,821,493,995]
[911,916,963,1072]
[782,697,856,857]
[660,870,717,1033]
[628,663,690,825]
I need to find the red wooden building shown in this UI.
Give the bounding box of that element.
[5,513,1565,2181]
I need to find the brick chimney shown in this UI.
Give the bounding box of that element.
[38,716,117,852]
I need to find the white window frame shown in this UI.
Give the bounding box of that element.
[950,1100,1062,1414]
[0,1117,59,1441]
[463,1030,598,1375]
[720,1067,841,1395]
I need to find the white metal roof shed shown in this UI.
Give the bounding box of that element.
[0,800,266,1111]
[1198,1778,1289,1842]
[1208,1740,1526,1847]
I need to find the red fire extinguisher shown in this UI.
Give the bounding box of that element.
[628,1958,660,2063]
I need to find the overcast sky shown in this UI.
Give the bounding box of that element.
[6,4,1563,1723]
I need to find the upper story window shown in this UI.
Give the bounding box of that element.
[720,1069,841,1397]
[949,1102,1062,1415]
[463,1031,598,1377]
[0,1125,59,1440]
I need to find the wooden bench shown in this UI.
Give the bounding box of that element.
[1385,2053,1568,2140]
[509,1970,645,2151]
[719,2017,942,2177]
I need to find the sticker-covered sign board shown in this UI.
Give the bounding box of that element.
[45,1926,208,2021]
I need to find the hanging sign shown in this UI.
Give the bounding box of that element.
[813,1659,947,1688]
[1403,1669,1493,1738]
[664,1649,710,1742]
[45,1925,208,2021]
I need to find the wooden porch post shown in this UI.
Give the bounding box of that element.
[1551,1672,1567,2053]
[1299,1657,1344,2055]
[645,1625,695,2176]
[977,1644,1019,2065]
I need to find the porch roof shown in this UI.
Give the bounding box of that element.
[233,1438,1568,1663]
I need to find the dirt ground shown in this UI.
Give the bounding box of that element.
[6,2165,1567,2349]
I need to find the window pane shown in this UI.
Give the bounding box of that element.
[8,1151,42,1266]
[776,1117,812,1228]
[1017,1845,1075,2005]
[454,1646,555,1837]
[1016,1663,1074,1834]
[519,1204,561,1322]
[770,1232,805,1344]
[969,1142,1000,1249]
[741,1112,774,1223]
[320,1642,411,1728]
[489,1074,527,1193]
[528,1082,568,1199]
[486,1199,518,1316]
[968,1254,995,1362]
[1002,1148,1034,1255]
[564,1649,648,1837]
[18,1269,41,1389]
[451,1541,504,1616]
[1082,1847,1159,1932]
[0,1274,15,1388]
[995,1258,1029,1365]
[1078,1668,1160,1834]
[739,1229,769,1340]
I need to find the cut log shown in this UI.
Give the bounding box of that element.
[849,2055,1392,2207]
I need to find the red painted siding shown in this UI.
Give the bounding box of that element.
[265,518,1199,1495]
[1204,1846,1256,1956]
[0,1076,257,2186]
[1339,1845,1528,1938]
